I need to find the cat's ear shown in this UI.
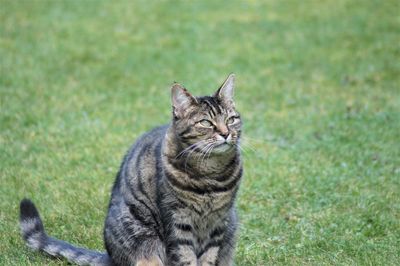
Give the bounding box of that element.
[171,83,197,118]
[215,73,235,107]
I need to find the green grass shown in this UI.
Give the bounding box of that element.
[1,0,399,265]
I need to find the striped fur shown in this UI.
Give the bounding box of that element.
[20,199,112,265]
[20,74,243,266]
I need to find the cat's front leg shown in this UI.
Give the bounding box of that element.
[199,217,236,266]
[167,221,198,266]
[168,243,198,266]
[198,243,236,266]
[198,245,220,266]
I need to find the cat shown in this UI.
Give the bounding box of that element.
[19,74,243,266]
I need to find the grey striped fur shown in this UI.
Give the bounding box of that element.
[20,74,243,266]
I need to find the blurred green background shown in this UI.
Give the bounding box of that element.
[1,0,399,265]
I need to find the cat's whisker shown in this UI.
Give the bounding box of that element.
[175,141,203,159]
[199,143,214,167]
[194,142,212,167]
[238,141,257,153]
[183,145,199,172]
[235,143,250,156]
[182,141,211,172]
[241,145,255,154]
[242,136,268,144]
[206,143,216,162]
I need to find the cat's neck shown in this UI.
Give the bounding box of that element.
[163,127,238,177]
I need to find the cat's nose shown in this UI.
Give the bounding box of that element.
[220,132,229,139]
[217,123,229,139]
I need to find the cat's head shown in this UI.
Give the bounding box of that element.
[171,74,241,155]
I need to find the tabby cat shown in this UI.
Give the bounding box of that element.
[19,74,243,266]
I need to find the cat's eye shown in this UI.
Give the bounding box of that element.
[227,116,238,125]
[199,119,213,128]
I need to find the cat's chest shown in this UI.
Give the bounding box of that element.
[174,203,226,234]
[168,207,229,257]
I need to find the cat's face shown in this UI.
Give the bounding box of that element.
[171,74,241,155]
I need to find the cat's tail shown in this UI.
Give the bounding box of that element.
[19,198,113,266]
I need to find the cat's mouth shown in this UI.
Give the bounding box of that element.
[212,141,234,153]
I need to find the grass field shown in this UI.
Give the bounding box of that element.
[1,0,399,265]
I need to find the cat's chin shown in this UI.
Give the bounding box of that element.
[212,142,234,154]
